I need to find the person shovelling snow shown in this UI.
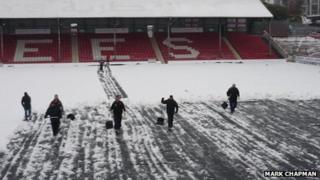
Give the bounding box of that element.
[161,95,179,131]
[110,95,126,135]
[45,94,64,137]
[227,84,240,114]
[21,92,32,121]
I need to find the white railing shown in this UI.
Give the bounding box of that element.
[262,31,288,58]
[295,56,320,65]
[15,29,51,35]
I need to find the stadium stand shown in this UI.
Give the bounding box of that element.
[60,34,72,62]
[0,0,277,64]
[227,32,279,59]
[155,32,236,61]
[1,32,282,64]
[78,33,156,62]
[3,34,72,63]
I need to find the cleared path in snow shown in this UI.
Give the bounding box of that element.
[98,68,128,99]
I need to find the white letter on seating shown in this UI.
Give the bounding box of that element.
[14,39,53,62]
[91,38,130,60]
[162,37,200,59]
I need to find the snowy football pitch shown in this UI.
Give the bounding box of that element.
[0,60,319,179]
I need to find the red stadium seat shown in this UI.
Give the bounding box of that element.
[227,32,279,59]
[3,34,72,63]
[1,32,279,64]
[78,33,156,62]
[155,32,236,61]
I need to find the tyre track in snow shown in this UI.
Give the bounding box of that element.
[95,105,137,180]
[237,100,320,171]
[142,106,223,179]
[16,118,54,180]
[36,112,73,180]
[177,101,319,179]
[1,70,320,180]
[154,103,253,180]
[48,105,140,180]
[200,101,298,168]
[1,100,319,180]
[22,113,71,180]
[95,70,319,179]
[278,99,320,144]
[98,67,160,179]
[94,105,136,179]
[127,104,244,179]
[128,106,199,179]
[0,113,37,178]
[0,114,48,180]
[277,99,320,129]
[98,70,127,99]
[104,105,179,180]
[209,100,319,170]
[53,109,90,180]
[97,69,139,179]
[189,101,295,179]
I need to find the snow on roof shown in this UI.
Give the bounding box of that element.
[0,0,272,19]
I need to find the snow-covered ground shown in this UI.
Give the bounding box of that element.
[0,63,106,150]
[112,60,320,104]
[1,60,320,179]
[1,60,320,150]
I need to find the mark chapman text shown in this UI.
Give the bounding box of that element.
[264,171,318,177]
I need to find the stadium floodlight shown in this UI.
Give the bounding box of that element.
[147,25,154,38]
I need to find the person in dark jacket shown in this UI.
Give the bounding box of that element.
[161,95,179,131]
[21,92,31,121]
[99,59,105,72]
[45,94,64,136]
[110,95,126,134]
[227,84,240,114]
[105,56,111,72]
